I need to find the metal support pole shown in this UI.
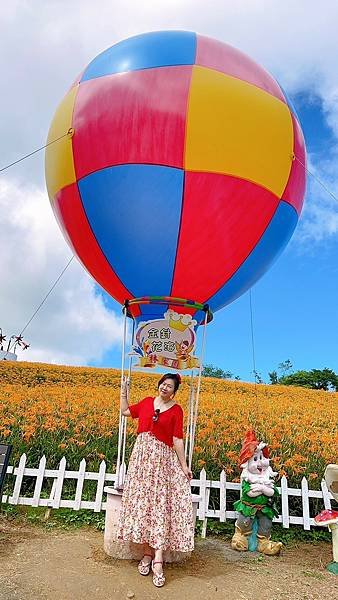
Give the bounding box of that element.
[189,309,208,469]
[120,320,135,487]
[115,305,128,490]
[185,370,195,459]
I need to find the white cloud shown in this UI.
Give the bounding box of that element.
[0,177,123,365]
[295,149,338,242]
[1,0,338,365]
[2,3,338,191]
[2,1,338,157]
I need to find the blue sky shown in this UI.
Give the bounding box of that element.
[1,2,338,381]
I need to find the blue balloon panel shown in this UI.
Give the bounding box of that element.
[206,201,298,311]
[134,303,170,328]
[78,164,184,297]
[81,31,197,82]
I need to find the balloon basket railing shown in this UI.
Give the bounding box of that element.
[103,296,211,560]
[115,296,212,489]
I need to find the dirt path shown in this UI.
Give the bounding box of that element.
[0,522,337,600]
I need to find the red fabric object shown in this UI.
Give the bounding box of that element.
[72,66,192,179]
[171,171,279,302]
[281,113,306,215]
[54,183,139,314]
[129,397,184,447]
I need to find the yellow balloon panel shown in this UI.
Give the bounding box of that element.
[45,86,77,200]
[185,66,294,198]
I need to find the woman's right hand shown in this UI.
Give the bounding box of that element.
[120,377,131,416]
[121,376,129,398]
[182,465,193,480]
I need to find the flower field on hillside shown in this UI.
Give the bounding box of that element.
[0,361,337,487]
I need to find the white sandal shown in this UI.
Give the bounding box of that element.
[151,560,165,587]
[137,554,152,576]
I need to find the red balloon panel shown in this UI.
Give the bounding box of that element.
[72,66,192,180]
[171,172,280,302]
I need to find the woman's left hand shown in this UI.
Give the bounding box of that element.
[182,465,193,480]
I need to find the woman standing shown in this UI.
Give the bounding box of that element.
[117,373,194,588]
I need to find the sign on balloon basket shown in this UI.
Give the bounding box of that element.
[131,309,199,371]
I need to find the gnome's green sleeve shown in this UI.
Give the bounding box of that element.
[234,480,279,520]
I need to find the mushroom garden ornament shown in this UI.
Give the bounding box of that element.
[314,464,338,574]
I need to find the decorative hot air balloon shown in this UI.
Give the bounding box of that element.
[45,30,306,331]
[45,31,307,493]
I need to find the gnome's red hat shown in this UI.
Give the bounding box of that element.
[239,429,269,465]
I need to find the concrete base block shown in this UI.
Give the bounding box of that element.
[103,486,200,563]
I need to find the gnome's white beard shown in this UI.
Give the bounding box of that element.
[241,465,277,486]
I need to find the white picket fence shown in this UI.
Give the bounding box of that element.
[1,454,335,534]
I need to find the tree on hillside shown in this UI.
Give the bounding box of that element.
[278,359,293,376]
[278,368,338,391]
[269,358,293,384]
[202,364,240,380]
[268,370,279,384]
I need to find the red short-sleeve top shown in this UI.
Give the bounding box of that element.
[129,397,184,448]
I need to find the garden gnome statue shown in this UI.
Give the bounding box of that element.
[231,430,282,556]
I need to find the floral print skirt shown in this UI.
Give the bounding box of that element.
[117,432,194,552]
